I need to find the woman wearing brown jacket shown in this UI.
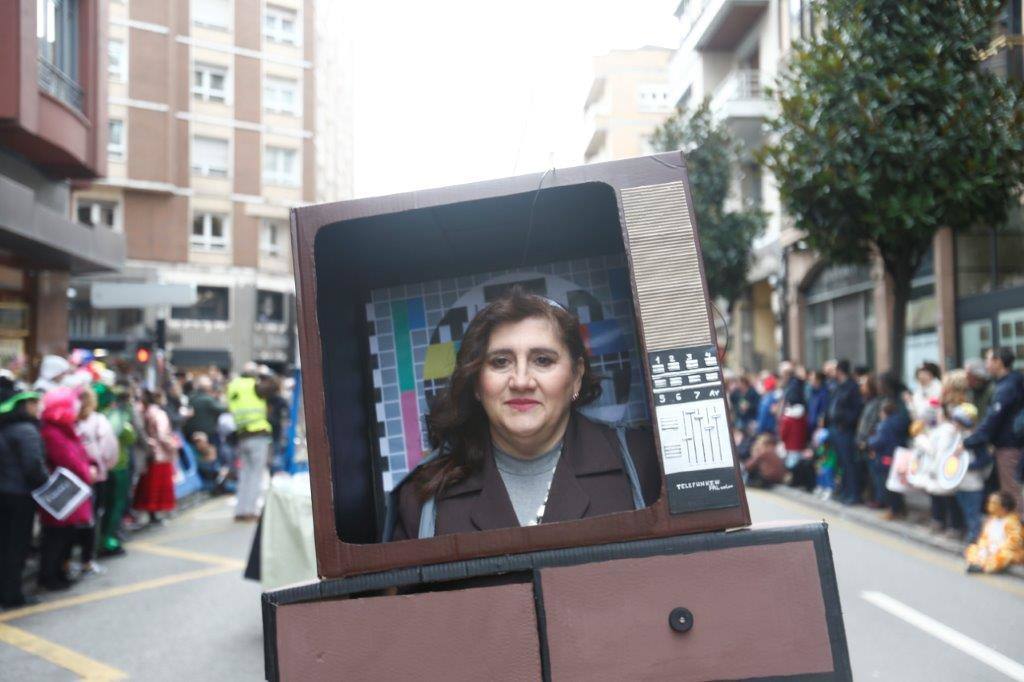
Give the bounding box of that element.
[390,289,660,541]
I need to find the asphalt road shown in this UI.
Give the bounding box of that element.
[1,490,1023,680]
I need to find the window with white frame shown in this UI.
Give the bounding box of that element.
[77,199,119,230]
[193,0,230,29]
[108,39,126,82]
[263,76,300,116]
[637,84,672,113]
[191,212,229,251]
[107,119,125,161]
[263,146,299,187]
[191,136,229,177]
[192,63,228,103]
[260,219,286,257]
[264,5,299,45]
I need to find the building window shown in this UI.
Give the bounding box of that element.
[107,119,125,160]
[192,63,229,103]
[108,39,126,82]
[636,84,672,113]
[257,290,285,324]
[77,200,119,230]
[960,318,993,366]
[191,136,229,177]
[260,219,285,257]
[264,5,299,45]
[193,0,230,30]
[956,205,1024,297]
[171,286,229,321]
[191,212,229,251]
[998,308,1024,360]
[36,0,82,110]
[263,146,299,187]
[805,301,832,369]
[263,76,300,116]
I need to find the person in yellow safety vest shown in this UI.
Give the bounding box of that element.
[228,363,273,521]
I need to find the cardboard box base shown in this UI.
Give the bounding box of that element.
[263,521,851,681]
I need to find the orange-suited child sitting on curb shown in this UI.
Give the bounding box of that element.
[965,491,1024,574]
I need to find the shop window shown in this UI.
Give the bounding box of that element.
[805,301,832,368]
[960,319,993,365]
[257,290,285,324]
[171,286,229,321]
[998,308,1024,360]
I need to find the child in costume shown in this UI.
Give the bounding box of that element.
[965,491,1024,574]
[99,386,135,556]
[948,403,993,544]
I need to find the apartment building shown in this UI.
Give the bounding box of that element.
[0,0,125,371]
[583,47,675,164]
[71,0,320,372]
[668,0,1024,383]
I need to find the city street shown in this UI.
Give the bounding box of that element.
[1,489,1023,680]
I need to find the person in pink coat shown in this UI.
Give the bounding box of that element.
[74,387,119,576]
[133,389,177,523]
[38,387,94,590]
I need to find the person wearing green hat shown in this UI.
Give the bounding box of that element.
[0,384,45,607]
[98,385,135,556]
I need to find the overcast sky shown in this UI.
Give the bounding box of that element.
[350,1,680,198]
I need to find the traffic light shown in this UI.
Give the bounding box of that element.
[135,343,152,365]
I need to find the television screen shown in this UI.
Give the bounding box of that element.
[295,154,750,578]
[366,254,650,493]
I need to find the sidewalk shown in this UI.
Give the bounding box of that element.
[766,485,1024,580]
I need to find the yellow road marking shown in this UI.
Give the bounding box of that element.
[130,541,245,569]
[0,565,236,623]
[142,523,237,546]
[0,622,127,680]
[751,489,1024,599]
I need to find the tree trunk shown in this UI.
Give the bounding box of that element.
[888,268,913,383]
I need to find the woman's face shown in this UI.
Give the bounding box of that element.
[987,494,1005,517]
[917,370,933,387]
[477,316,582,455]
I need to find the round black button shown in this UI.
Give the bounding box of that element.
[669,607,694,633]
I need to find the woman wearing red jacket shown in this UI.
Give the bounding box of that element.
[38,387,94,590]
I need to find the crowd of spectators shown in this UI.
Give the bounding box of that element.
[0,355,291,609]
[728,347,1024,574]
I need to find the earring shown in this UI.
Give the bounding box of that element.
[572,390,579,402]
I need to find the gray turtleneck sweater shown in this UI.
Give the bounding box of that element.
[492,442,563,526]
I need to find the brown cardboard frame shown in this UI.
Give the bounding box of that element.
[292,152,751,579]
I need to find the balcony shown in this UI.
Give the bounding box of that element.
[37,57,84,113]
[678,0,768,53]
[709,69,774,145]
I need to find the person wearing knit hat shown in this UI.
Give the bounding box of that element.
[32,355,71,393]
[0,386,45,606]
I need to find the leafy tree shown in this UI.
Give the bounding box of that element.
[650,101,766,310]
[763,0,1024,377]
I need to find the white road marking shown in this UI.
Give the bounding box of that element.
[862,591,1024,681]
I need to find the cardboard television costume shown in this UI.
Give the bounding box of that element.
[264,153,851,681]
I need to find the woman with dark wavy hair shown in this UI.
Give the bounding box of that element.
[389,288,660,541]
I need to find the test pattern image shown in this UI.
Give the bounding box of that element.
[365,254,650,491]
